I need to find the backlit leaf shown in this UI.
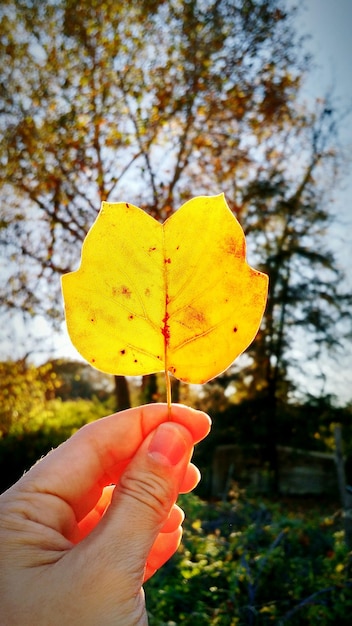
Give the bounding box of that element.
[62,194,268,384]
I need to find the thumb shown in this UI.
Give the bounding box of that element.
[85,421,193,585]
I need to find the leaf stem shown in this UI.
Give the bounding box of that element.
[165,370,172,417]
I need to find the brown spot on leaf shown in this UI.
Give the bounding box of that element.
[233,327,238,333]
[120,349,126,355]
[184,306,206,326]
[224,235,245,258]
[164,257,171,264]
[145,288,151,297]
[121,285,132,298]
[194,310,206,324]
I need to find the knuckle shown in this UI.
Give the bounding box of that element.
[118,468,173,522]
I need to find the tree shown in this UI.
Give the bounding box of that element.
[0,359,60,436]
[0,0,304,307]
[206,104,352,488]
[0,0,350,416]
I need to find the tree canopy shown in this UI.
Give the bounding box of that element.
[0,0,351,411]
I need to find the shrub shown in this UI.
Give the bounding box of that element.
[146,494,352,625]
[0,397,113,492]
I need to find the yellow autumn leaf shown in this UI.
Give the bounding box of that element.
[62,194,268,385]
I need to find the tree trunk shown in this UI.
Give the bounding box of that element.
[171,378,180,404]
[114,375,131,411]
[141,373,158,404]
[264,399,280,494]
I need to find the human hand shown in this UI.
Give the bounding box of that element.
[0,403,211,625]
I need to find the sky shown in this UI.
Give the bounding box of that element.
[294,0,352,246]
[298,0,352,99]
[289,0,352,404]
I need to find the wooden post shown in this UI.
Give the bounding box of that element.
[334,423,352,549]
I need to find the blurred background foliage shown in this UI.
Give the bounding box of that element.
[1,358,352,493]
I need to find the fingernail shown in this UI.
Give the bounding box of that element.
[148,423,188,466]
